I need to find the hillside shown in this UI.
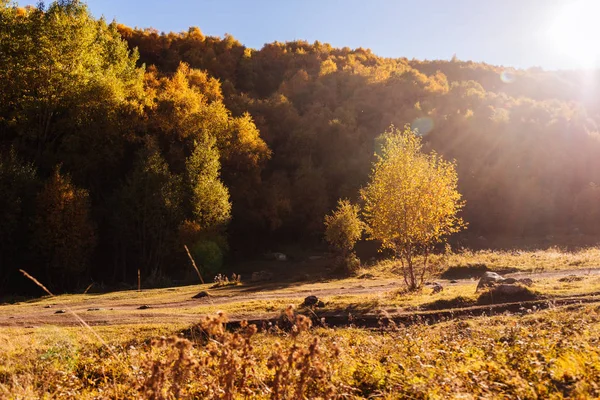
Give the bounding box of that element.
[2,2,600,294]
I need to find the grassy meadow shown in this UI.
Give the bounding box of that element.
[1,247,600,398]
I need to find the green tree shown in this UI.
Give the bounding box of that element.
[33,167,96,289]
[181,137,231,278]
[0,1,144,168]
[112,142,183,280]
[186,136,231,230]
[0,149,38,290]
[361,125,465,290]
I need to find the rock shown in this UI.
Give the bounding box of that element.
[476,272,505,291]
[503,277,517,284]
[44,305,52,308]
[431,283,443,294]
[87,308,102,311]
[303,295,319,306]
[138,305,151,310]
[316,300,325,308]
[54,310,66,314]
[449,280,458,284]
[192,291,209,299]
[251,270,273,282]
[518,278,534,286]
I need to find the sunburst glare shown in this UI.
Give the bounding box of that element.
[547,0,600,68]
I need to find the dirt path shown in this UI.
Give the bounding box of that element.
[1,268,599,328]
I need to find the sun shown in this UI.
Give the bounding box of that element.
[547,0,600,68]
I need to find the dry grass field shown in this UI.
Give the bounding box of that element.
[1,247,600,398]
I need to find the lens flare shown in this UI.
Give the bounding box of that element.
[411,117,434,136]
[500,71,515,83]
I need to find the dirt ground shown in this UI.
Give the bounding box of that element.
[1,267,599,328]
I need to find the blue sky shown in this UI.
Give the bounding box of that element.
[73,1,600,70]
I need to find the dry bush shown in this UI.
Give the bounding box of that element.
[2,305,600,399]
[139,309,340,399]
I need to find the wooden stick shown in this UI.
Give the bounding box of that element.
[184,245,205,284]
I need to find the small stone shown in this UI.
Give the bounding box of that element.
[431,283,443,294]
[54,310,66,314]
[87,308,102,311]
[192,291,209,299]
[44,305,52,308]
[518,278,534,286]
[450,280,458,283]
[138,305,151,310]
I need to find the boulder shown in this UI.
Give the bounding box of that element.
[251,270,273,282]
[476,272,505,291]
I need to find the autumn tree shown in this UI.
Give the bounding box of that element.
[324,199,364,272]
[361,125,465,290]
[33,168,96,289]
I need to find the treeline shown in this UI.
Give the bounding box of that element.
[120,23,600,237]
[0,2,268,293]
[2,1,600,293]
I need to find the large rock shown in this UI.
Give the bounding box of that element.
[476,272,505,291]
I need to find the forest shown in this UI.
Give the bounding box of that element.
[2,0,600,294]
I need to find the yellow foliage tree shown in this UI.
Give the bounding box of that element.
[361,125,465,290]
[324,199,363,256]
